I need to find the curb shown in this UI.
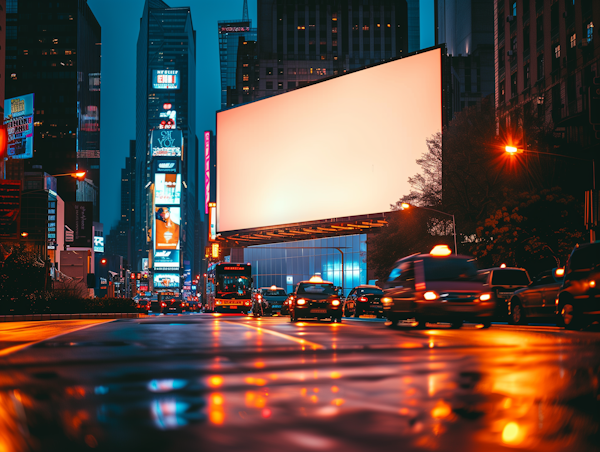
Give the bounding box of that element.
[0,313,148,322]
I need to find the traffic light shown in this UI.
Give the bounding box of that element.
[0,126,7,159]
[589,77,600,139]
[100,258,107,265]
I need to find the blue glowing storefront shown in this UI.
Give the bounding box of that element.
[243,234,367,297]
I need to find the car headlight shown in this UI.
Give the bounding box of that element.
[296,299,306,305]
[423,291,439,301]
[331,299,340,306]
[479,293,492,301]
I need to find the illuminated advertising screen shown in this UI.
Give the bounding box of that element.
[4,94,34,159]
[153,158,180,174]
[151,129,182,157]
[152,70,180,89]
[216,47,443,233]
[154,273,180,288]
[204,131,210,214]
[154,173,181,205]
[153,206,181,269]
[159,109,176,129]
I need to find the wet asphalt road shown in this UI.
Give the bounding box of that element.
[0,314,599,452]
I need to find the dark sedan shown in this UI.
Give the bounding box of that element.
[478,267,531,319]
[508,268,563,324]
[289,277,343,323]
[343,285,385,317]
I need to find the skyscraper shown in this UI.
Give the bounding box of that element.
[5,0,101,218]
[234,0,409,103]
[136,0,198,286]
[218,1,258,109]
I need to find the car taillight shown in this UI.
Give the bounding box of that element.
[358,296,368,302]
[180,303,185,307]
[331,299,340,306]
[296,299,306,305]
[423,291,439,301]
[161,302,166,307]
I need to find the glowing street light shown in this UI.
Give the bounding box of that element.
[51,171,87,180]
[400,203,458,255]
[504,145,520,154]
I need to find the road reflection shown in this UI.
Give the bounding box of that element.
[0,317,597,451]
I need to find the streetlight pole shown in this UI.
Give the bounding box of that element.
[400,203,458,255]
[505,146,596,242]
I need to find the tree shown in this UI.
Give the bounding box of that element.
[469,187,585,276]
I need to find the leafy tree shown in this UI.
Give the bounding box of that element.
[469,187,585,276]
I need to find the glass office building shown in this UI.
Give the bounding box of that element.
[244,234,367,296]
[136,0,197,273]
[218,20,257,109]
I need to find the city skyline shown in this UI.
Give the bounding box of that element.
[88,0,434,231]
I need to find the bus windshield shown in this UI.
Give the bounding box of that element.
[216,274,252,299]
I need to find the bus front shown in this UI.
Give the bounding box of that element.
[214,264,252,314]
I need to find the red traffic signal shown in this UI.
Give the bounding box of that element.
[100,258,107,265]
[0,126,7,158]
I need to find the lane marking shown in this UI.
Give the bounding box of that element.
[223,320,325,349]
[0,320,115,357]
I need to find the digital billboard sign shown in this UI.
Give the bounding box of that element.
[154,273,180,288]
[64,202,93,247]
[205,131,210,214]
[4,94,34,160]
[153,206,180,270]
[151,129,182,157]
[154,173,181,205]
[216,47,443,233]
[152,70,179,89]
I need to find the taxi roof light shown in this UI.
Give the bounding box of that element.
[270,285,277,290]
[430,245,452,257]
[309,275,324,283]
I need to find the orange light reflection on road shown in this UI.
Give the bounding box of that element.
[245,377,268,386]
[502,422,525,445]
[209,376,223,387]
[209,393,225,425]
[431,400,452,419]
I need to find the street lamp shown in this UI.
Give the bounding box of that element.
[504,146,596,240]
[400,203,458,255]
[51,171,87,180]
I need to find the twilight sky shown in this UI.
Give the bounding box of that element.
[87,0,434,232]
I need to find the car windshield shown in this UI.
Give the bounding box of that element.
[424,257,480,282]
[263,289,286,296]
[569,244,600,271]
[216,275,251,299]
[491,269,530,285]
[298,283,336,295]
[358,288,384,295]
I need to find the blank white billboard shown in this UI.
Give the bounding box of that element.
[217,47,442,233]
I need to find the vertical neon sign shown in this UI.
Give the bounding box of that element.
[204,131,210,214]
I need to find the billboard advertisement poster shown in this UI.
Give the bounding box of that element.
[153,273,180,288]
[152,158,180,174]
[151,129,182,157]
[154,173,181,205]
[153,249,180,269]
[64,202,93,247]
[4,94,34,160]
[152,70,179,89]
[154,206,180,249]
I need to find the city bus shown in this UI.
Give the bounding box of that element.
[205,262,252,313]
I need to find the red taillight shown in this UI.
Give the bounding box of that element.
[358,296,368,302]
[180,303,185,307]
[161,302,166,307]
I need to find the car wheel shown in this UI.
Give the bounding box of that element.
[480,320,492,329]
[558,300,580,330]
[450,319,463,329]
[509,299,526,325]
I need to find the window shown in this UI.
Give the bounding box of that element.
[387,261,415,284]
[554,44,561,59]
[277,82,283,89]
[278,68,284,75]
[499,46,505,68]
[287,67,296,75]
[512,1,517,16]
[287,81,295,89]
[511,71,518,97]
[570,33,577,48]
[242,74,249,81]
[298,68,307,74]
[500,79,505,98]
[316,68,326,75]
[266,67,273,76]
[537,53,544,79]
[523,26,530,52]
[536,15,544,42]
[587,22,594,43]
[524,63,530,88]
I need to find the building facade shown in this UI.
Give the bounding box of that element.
[5,0,100,218]
[437,0,495,115]
[232,0,409,103]
[495,0,600,147]
[136,0,198,277]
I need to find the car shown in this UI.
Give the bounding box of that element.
[556,242,600,330]
[289,276,343,323]
[508,268,563,325]
[382,245,496,329]
[281,294,294,315]
[164,298,183,314]
[258,286,288,315]
[343,285,385,317]
[478,267,531,319]
[148,299,166,314]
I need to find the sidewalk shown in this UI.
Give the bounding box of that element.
[0,313,146,322]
